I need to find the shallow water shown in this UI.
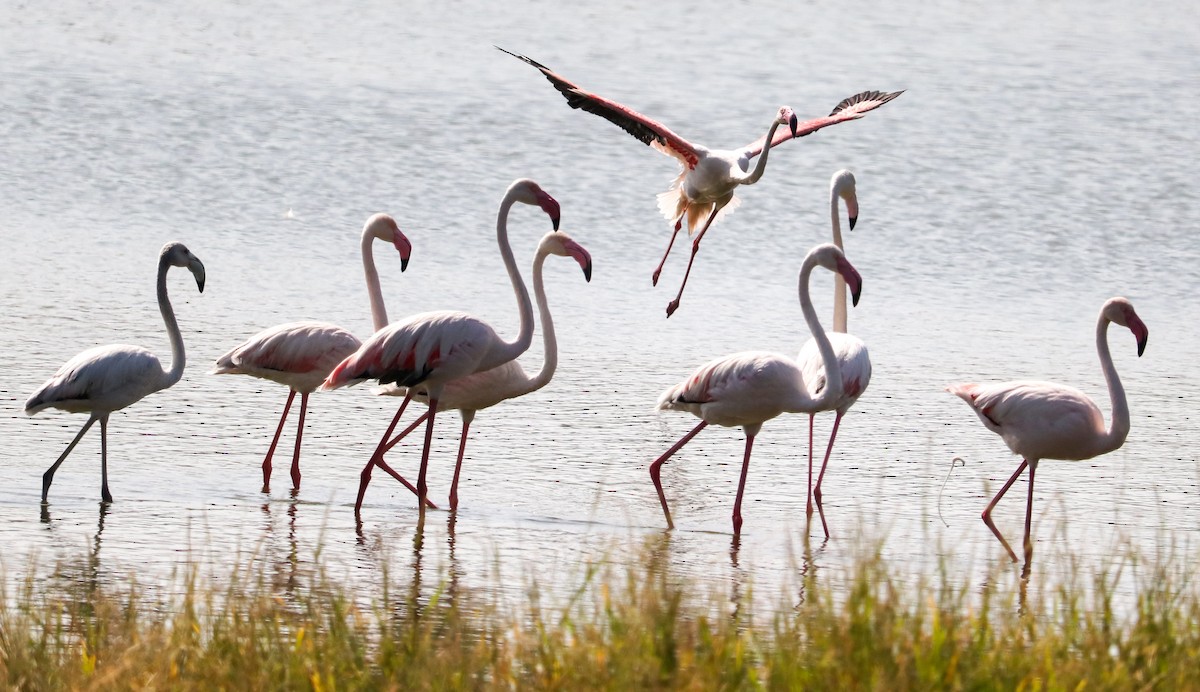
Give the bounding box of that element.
[1,0,1198,612]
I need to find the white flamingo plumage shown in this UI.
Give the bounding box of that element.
[25,242,206,503]
[947,297,1149,562]
[795,170,872,537]
[650,243,863,533]
[212,214,412,492]
[373,230,593,510]
[323,179,561,515]
[499,46,900,317]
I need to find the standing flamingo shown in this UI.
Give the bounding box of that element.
[373,230,592,510]
[947,297,1149,562]
[25,242,206,503]
[499,46,900,317]
[323,179,561,515]
[650,243,863,533]
[211,214,412,493]
[795,170,872,537]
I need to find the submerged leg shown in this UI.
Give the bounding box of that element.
[812,411,845,538]
[731,433,756,534]
[42,416,98,503]
[448,414,474,511]
[355,392,413,515]
[652,218,684,286]
[665,203,724,318]
[981,459,1029,562]
[806,414,815,517]
[262,390,297,493]
[99,415,112,504]
[415,397,440,513]
[1023,459,1039,561]
[290,392,308,490]
[648,420,708,529]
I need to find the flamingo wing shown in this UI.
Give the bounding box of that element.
[213,321,361,390]
[741,90,904,159]
[948,380,1106,459]
[498,47,701,169]
[658,351,799,427]
[26,345,165,415]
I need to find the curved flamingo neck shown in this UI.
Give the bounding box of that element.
[741,118,784,185]
[830,187,848,333]
[793,255,843,411]
[156,254,186,391]
[487,185,535,368]
[523,246,558,394]
[1095,314,1130,454]
[360,225,389,332]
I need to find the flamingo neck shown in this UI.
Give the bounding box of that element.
[360,227,388,332]
[741,118,783,185]
[792,255,842,411]
[487,187,535,368]
[830,188,848,333]
[156,255,186,390]
[1095,314,1130,454]
[524,246,558,394]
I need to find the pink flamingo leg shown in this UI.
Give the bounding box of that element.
[1023,459,1039,561]
[806,414,815,517]
[448,416,473,511]
[415,396,440,512]
[355,392,413,514]
[981,459,1029,562]
[648,420,709,528]
[289,392,308,490]
[731,433,756,534]
[261,389,296,493]
[665,203,724,318]
[42,415,97,502]
[812,411,844,538]
[99,414,112,504]
[382,410,431,454]
[651,218,684,287]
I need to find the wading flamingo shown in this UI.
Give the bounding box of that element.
[650,243,863,533]
[211,214,413,493]
[947,297,1149,562]
[25,242,206,503]
[323,179,561,515]
[795,170,872,537]
[373,230,592,510]
[499,46,899,317]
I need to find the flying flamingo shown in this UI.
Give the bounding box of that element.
[211,214,413,493]
[947,297,1149,562]
[372,230,593,510]
[499,46,900,317]
[795,170,872,537]
[650,243,863,533]
[25,242,206,503]
[323,178,561,515]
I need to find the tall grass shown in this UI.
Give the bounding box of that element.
[3,536,1199,690]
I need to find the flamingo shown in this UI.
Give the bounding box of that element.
[947,297,1149,562]
[650,243,863,533]
[795,170,872,537]
[25,242,206,503]
[498,46,900,317]
[211,214,413,493]
[323,178,561,515]
[372,230,593,510]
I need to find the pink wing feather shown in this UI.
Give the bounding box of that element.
[741,90,904,159]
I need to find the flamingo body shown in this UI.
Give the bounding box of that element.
[796,332,872,407]
[213,321,361,393]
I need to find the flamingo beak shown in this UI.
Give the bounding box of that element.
[393,232,413,272]
[836,257,862,306]
[1129,315,1149,356]
[788,113,799,138]
[846,196,859,230]
[537,191,561,231]
[189,258,206,293]
[565,241,593,282]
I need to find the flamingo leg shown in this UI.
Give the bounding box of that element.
[415,396,440,513]
[651,218,684,287]
[382,410,431,454]
[812,411,845,538]
[290,392,308,490]
[981,459,1029,562]
[99,414,112,504]
[373,457,437,510]
[355,392,413,515]
[449,414,474,511]
[731,433,756,534]
[665,202,725,318]
[42,415,98,502]
[261,390,296,493]
[806,414,815,517]
[1023,459,1039,561]
[648,420,708,529]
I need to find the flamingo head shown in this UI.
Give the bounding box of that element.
[778,106,798,138]
[831,169,859,230]
[539,231,592,282]
[364,213,412,271]
[161,241,206,293]
[512,179,561,230]
[1103,297,1148,356]
[812,243,862,307]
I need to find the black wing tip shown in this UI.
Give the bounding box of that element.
[828,89,905,117]
[494,45,551,72]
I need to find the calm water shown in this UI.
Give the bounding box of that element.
[1,0,1198,612]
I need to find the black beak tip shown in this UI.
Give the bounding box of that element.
[401,256,410,272]
[849,216,858,230]
[197,278,206,293]
[1137,338,1147,357]
[851,287,862,307]
[552,217,561,231]
[583,264,593,283]
[789,115,798,138]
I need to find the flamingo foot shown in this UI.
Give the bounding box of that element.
[666,298,680,317]
[651,268,662,286]
[261,482,270,494]
[290,468,302,491]
[101,488,113,504]
[732,512,743,535]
